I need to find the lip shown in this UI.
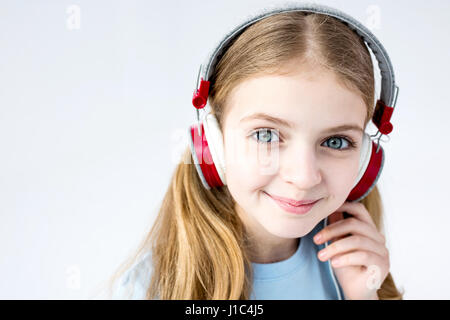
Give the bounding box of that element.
[264,192,321,215]
[265,192,320,206]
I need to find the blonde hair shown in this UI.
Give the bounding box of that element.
[107,11,404,300]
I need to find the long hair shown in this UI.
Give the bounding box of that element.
[107,11,404,300]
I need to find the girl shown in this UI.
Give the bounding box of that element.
[106,7,404,300]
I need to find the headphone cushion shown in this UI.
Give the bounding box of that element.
[353,133,372,188]
[203,112,227,185]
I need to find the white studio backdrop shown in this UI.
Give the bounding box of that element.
[0,0,448,299]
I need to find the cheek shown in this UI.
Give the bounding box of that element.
[323,155,360,195]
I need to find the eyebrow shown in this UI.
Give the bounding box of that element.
[239,112,364,134]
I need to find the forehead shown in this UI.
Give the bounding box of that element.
[223,69,366,128]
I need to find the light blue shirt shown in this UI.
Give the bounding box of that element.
[111,218,344,300]
[250,218,344,299]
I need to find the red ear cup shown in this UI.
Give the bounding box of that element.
[188,121,224,190]
[347,139,384,202]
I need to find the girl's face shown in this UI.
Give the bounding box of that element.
[221,65,367,245]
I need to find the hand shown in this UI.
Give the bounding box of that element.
[313,201,390,300]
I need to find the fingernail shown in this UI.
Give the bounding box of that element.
[318,250,327,259]
[314,233,322,243]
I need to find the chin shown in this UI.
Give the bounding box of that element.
[262,219,316,238]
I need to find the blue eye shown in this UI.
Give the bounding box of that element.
[250,128,280,144]
[249,128,357,151]
[323,136,356,150]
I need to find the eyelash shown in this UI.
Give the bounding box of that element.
[249,128,358,151]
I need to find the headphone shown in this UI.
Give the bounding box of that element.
[188,2,399,202]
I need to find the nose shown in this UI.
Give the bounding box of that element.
[279,144,322,189]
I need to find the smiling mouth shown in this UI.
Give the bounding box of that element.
[263,191,321,206]
[263,191,321,215]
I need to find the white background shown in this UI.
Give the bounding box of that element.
[0,0,448,299]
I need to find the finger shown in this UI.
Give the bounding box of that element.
[317,235,388,262]
[330,250,386,270]
[331,252,387,293]
[326,211,351,243]
[334,202,377,229]
[315,217,385,245]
